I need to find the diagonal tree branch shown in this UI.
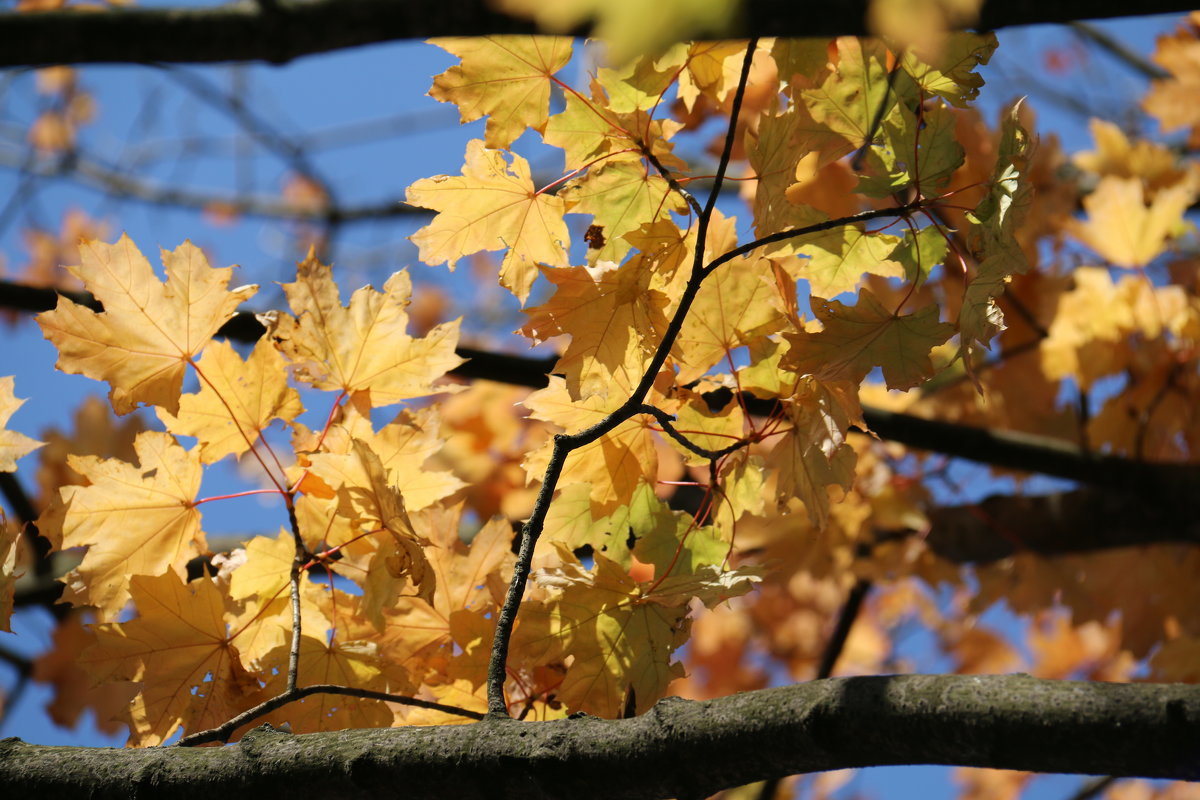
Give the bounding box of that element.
[1,675,1197,798]
[1,0,1197,67]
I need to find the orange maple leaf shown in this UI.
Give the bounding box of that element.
[80,573,258,746]
[37,236,256,415]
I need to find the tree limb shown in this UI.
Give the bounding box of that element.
[1,0,1198,67]
[1,675,1196,798]
[2,279,1198,497]
[922,487,1200,563]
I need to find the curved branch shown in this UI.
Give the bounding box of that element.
[176,684,485,747]
[2,676,1197,798]
[2,0,1198,67]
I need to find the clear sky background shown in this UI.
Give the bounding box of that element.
[0,10,1186,798]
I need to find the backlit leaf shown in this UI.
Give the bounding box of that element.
[0,376,42,471]
[785,289,954,390]
[264,252,463,404]
[407,140,570,302]
[37,236,256,415]
[55,431,204,619]
[429,36,572,149]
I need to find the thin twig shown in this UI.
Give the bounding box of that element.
[701,200,927,279]
[484,38,764,718]
[0,147,417,222]
[0,643,33,677]
[176,684,485,746]
[1065,775,1118,800]
[644,150,702,218]
[1070,22,1170,80]
[637,404,750,461]
[285,497,304,694]
[816,578,872,680]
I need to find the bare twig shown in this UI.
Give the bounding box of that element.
[0,147,418,222]
[1070,21,1170,80]
[483,37,764,717]
[637,404,750,461]
[285,498,305,694]
[176,684,485,746]
[1064,775,1118,800]
[644,150,703,218]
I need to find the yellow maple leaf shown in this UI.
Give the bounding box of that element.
[544,90,685,174]
[1073,119,1194,196]
[303,403,466,512]
[0,376,42,471]
[676,255,792,384]
[224,532,314,668]
[0,513,20,632]
[429,36,573,150]
[263,252,463,405]
[676,40,752,111]
[80,572,258,747]
[899,32,997,108]
[307,438,432,575]
[407,139,570,303]
[521,259,672,401]
[784,289,954,391]
[1143,19,1200,134]
[37,236,257,415]
[376,510,514,684]
[522,376,664,512]
[800,39,896,150]
[596,43,689,113]
[1069,175,1194,268]
[53,430,204,619]
[259,635,393,733]
[157,338,303,465]
[560,161,688,265]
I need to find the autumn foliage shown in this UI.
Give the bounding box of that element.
[1,14,1200,796]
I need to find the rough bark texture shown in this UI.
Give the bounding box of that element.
[1,0,1198,67]
[1,675,1197,799]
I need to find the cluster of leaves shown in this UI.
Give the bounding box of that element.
[0,18,1199,772]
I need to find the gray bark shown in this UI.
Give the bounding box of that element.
[2,675,1198,799]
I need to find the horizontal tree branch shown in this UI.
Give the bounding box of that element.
[2,278,1198,497]
[0,0,1197,67]
[0,148,419,223]
[922,487,1200,563]
[1,675,1196,798]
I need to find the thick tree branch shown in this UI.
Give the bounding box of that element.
[1,0,1197,67]
[922,487,1200,563]
[1,675,1196,798]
